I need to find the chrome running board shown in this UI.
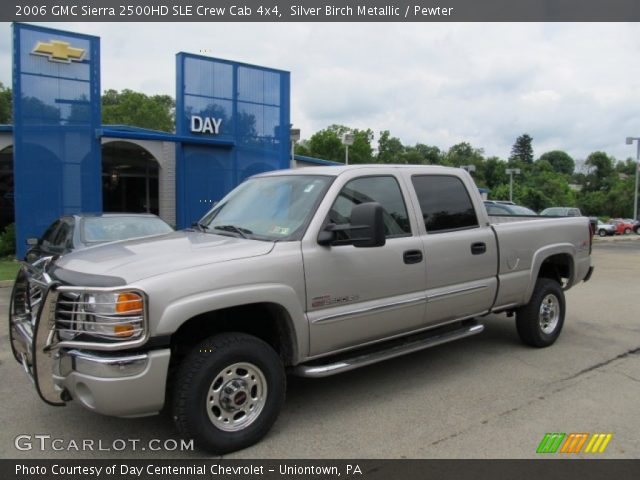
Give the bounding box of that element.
[293,321,484,378]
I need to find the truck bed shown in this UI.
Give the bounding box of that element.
[488,214,592,311]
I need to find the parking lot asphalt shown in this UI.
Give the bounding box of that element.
[0,241,638,459]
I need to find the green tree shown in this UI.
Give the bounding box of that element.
[348,128,375,164]
[0,82,11,124]
[102,89,175,132]
[577,191,608,217]
[483,157,508,190]
[414,144,443,164]
[294,142,311,157]
[510,133,534,164]
[304,125,374,164]
[443,142,486,186]
[306,127,343,162]
[445,142,484,167]
[605,176,635,218]
[539,150,575,176]
[615,158,636,176]
[524,168,575,211]
[583,151,616,192]
[377,130,404,164]
[402,143,442,165]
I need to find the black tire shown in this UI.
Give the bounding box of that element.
[172,332,286,454]
[516,278,565,348]
[598,229,607,237]
[624,228,631,235]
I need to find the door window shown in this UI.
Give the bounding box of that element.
[412,175,479,233]
[52,219,73,250]
[40,220,61,248]
[327,176,411,238]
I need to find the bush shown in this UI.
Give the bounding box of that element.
[0,223,16,256]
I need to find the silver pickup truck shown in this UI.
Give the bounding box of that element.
[9,165,594,453]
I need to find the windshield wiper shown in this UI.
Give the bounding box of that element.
[192,222,209,232]
[212,225,252,239]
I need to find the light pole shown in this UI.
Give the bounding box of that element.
[505,168,521,203]
[625,137,640,221]
[290,128,300,169]
[342,133,354,165]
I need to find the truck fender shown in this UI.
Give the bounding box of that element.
[525,244,575,304]
[155,283,308,364]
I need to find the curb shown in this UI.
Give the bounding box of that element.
[593,234,640,243]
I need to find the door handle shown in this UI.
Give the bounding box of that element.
[471,242,486,255]
[403,250,423,264]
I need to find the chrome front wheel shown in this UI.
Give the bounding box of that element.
[206,362,268,432]
[172,332,285,454]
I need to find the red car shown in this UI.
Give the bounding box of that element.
[610,219,635,235]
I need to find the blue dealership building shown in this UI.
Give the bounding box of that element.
[1,23,335,258]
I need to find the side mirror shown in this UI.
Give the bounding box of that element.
[26,238,39,246]
[318,202,386,248]
[350,202,386,247]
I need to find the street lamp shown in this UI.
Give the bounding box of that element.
[626,137,640,221]
[505,168,521,202]
[342,133,354,165]
[290,128,300,169]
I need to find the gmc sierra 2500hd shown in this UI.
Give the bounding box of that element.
[9,165,594,453]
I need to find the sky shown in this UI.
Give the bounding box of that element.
[1,22,639,162]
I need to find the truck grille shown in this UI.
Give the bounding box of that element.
[55,291,82,340]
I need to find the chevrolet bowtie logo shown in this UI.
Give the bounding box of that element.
[32,40,85,63]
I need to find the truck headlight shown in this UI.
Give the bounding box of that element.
[75,291,145,340]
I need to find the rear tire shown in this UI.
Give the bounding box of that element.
[516,278,565,348]
[598,229,606,237]
[624,228,631,235]
[172,332,286,454]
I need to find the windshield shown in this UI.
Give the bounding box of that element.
[81,216,173,243]
[199,175,333,241]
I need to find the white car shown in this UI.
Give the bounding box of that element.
[596,221,616,237]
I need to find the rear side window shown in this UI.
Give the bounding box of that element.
[328,176,411,238]
[412,175,479,233]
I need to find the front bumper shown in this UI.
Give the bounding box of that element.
[9,265,171,417]
[54,348,171,417]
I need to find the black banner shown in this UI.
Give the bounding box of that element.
[3,0,640,22]
[2,459,640,480]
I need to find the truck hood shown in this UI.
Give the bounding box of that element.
[53,230,275,284]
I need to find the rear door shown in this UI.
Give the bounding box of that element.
[302,173,427,356]
[410,174,498,326]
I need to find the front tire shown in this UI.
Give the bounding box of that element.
[516,278,565,348]
[598,229,607,237]
[624,228,631,235]
[172,333,286,454]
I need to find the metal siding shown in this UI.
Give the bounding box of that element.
[12,24,101,259]
[175,53,290,228]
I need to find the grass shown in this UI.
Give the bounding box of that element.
[0,256,20,281]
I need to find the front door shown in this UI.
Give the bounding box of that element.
[302,174,427,357]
